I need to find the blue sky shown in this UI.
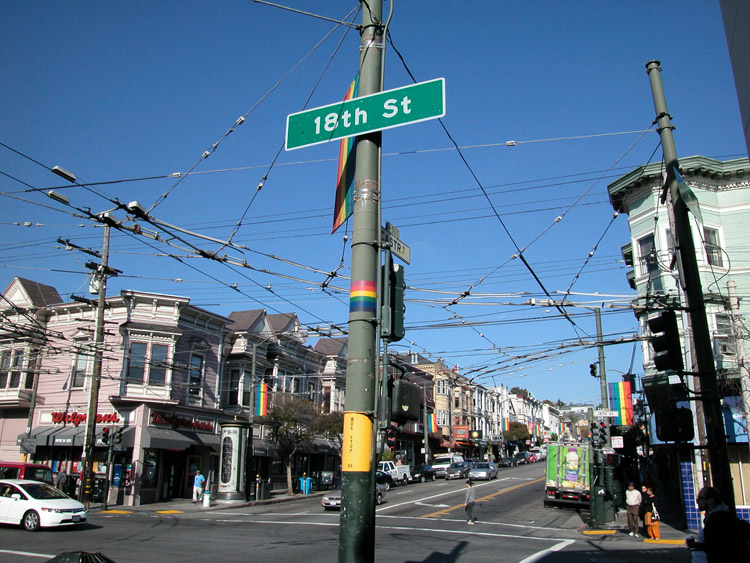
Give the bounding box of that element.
[1,1,746,404]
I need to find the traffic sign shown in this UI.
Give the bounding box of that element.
[285,78,445,150]
[382,223,411,264]
[594,410,618,418]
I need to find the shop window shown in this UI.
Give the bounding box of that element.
[0,349,25,389]
[188,353,204,398]
[142,450,158,488]
[704,227,723,267]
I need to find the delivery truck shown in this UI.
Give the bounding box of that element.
[544,442,591,507]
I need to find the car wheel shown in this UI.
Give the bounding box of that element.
[376,493,383,505]
[22,510,40,532]
[431,474,436,481]
[402,476,408,486]
[382,481,390,491]
[420,475,426,483]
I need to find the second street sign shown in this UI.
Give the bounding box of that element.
[285,78,445,150]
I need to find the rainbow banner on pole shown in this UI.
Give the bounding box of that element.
[331,75,360,234]
[426,412,438,433]
[504,418,510,432]
[255,383,268,417]
[608,381,633,425]
[349,279,377,314]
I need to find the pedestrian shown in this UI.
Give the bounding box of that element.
[642,486,660,540]
[55,463,68,492]
[686,486,750,561]
[625,481,642,537]
[464,479,476,525]
[192,469,206,503]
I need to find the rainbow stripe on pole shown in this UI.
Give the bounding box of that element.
[349,280,377,314]
[331,75,360,234]
[608,381,633,425]
[255,383,268,417]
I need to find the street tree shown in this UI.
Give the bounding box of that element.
[256,394,321,495]
[316,410,344,456]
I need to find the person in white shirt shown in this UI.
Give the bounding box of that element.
[625,482,642,537]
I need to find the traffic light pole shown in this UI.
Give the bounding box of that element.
[339,2,383,561]
[645,60,735,513]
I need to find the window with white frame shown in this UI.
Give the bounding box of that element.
[638,233,658,275]
[127,342,170,386]
[714,313,736,356]
[437,410,449,426]
[72,351,88,389]
[188,353,204,398]
[0,349,25,389]
[703,227,723,267]
[227,368,241,407]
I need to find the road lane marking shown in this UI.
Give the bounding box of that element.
[99,509,133,514]
[583,529,616,535]
[419,477,545,518]
[0,549,55,559]
[156,510,184,514]
[518,539,575,563]
[378,514,571,532]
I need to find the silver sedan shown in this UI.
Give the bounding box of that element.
[468,462,498,480]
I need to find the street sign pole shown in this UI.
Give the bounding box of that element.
[339,3,382,562]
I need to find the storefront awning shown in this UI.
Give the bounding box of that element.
[251,439,278,457]
[142,426,219,452]
[18,426,136,448]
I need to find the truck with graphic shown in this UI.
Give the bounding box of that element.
[544,442,591,507]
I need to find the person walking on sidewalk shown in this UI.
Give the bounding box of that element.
[192,469,206,503]
[464,480,476,525]
[642,486,660,540]
[686,486,750,561]
[625,482,642,537]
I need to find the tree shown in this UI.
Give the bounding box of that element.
[510,387,529,396]
[505,421,530,443]
[256,394,321,495]
[316,410,344,457]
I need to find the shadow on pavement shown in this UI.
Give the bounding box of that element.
[404,540,469,563]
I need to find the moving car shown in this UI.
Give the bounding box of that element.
[321,483,386,510]
[0,462,54,485]
[410,464,437,483]
[431,454,464,478]
[444,461,473,480]
[468,462,498,480]
[0,479,87,531]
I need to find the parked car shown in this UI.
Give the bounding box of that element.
[0,479,87,531]
[500,457,514,467]
[375,470,394,491]
[410,464,437,483]
[513,452,529,465]
[321,482,386,510]
[0,462,53,485]
[445,461,473,480]
[431,454,464,478]
[468,462,498,480]
[528,453,538,463]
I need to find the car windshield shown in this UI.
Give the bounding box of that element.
[448,463,463,469]
[474,463,490,469]
[20,482,69,500]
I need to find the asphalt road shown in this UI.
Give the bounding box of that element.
[0,463,690,562]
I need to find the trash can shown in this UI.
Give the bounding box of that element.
[202,489,211,508]
[256,479,270,500]
[299,477,312,495]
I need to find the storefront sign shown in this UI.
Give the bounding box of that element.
[453,425,469,440]
[49,411,120,427]
[150,410,215,433]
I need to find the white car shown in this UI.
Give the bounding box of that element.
[0,479,88,531]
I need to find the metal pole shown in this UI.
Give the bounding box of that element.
[423,377,430,464]
[728,281,750,456]
[595,308,609,410]
[80,221,111,509]
[339,2,383,561]
[103,437,113,510]
[645,60,735,513]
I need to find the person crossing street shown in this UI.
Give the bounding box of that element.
[192,469,206,503]
[464,480,476,525]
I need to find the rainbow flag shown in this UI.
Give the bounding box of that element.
[504,418,510,432]
[349,279,377,314]
[609,381,633,425]
[255,383,268,417]
[331,75,360,234]
[426,412,438,433]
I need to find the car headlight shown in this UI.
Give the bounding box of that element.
[322,496,329,502]
[41,507,64,513]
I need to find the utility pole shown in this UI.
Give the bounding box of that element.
[80,220,112,509]
[595,308,609,410]
[727,281,750,454]
[339,2,383,561]
[646,60,735,513]
[423,377,430,464]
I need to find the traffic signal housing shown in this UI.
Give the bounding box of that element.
[115,427,123,445]
[590,421,600,445]
[590,363,598,378]
[381,255,406,343]
[390,379,421,424]
[599,421,609,446]
[655,407,695,442]
[101,427,110,445]
[648,310,684,372]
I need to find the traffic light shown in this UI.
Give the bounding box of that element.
[599,421,609,446]
[590,363,598,378]
[647,310,684,372]
[381,254,406,343]
[101,427,110,445]
[114,427,123,445]
[655,408,694,442]
[590,421,600,445]
[390,379,421,424]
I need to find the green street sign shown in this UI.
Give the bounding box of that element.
[285,78,445,151]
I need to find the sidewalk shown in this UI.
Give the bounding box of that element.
[92,488,327,515]
[581,505,691,547]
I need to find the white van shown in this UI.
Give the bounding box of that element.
[431,453,464,477]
